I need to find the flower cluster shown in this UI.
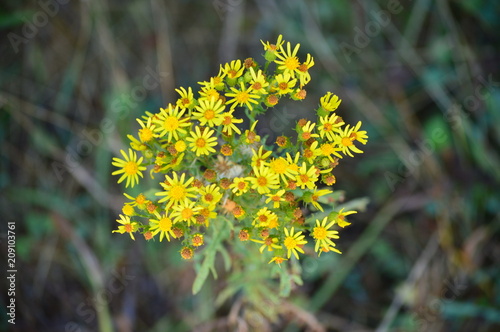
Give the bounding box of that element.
[111,35,367,264]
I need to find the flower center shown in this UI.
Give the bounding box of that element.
[341,137,353,146]
[196,138,206,148]
[124,223,133,233]
[259,215,268,223]
[164,116,179,131]
[170,185,186,200]
[237,181,246,190]
[302,132,311,140]
[298,63,308,72]
[236,91,249,103]
[204,109,215,120]
[136,194,146,205]
[284,237,297,249]
[304,149,313,158]
[124,161,138,175]
[257,176,268,186]
[271,195,280,202]
[313,227,327,240]
[159,217,172,231]
[252,82,262,90]
[323,123,333,131]
[284,57,299,70]
[269,159,287,174]
[181,208,193,219]
[300,174,309,183]
[223,116,232,125]
[182,98,190,106]
[228,70,237,78]
[321,143,334,155]
[278,82,288,90]
[204,193,214,202]
[139,128,153,142]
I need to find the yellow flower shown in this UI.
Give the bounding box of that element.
[122,204,135,216]
[265,189,286,208]
[251,146,272,168]
[251,236,282,253]
[175,86,196,110]
[306,188,333,212]
[261,34,284,53]
[320,92,342,112]
[268,256,288,266]
[137,117,156,142]
[268,156,297,184]
[192,233,204,247]
[249,68,269,95]
[335,208,357,228]
[297,53,314,87]
[253,207,278,228]
[275,41,301,77]
[302,141,321,164]
[186,126,218,156]
[149,211,175,242]
[298,120,320,141]
[225,82,260,110]
[243,120,261,144]
[112,149,147,188]
[274,73,297,95]
[349,121,368,145]
[171,200,200,226]
[222,59,245,80]
[334,124,364,157]
[319,142,343,162]
[251,165,280,194]
[156,171,196,208]
[295,162,318,190]
[154,104,191,142]
[199,85,221,102]
[221,110,243,136]
[230,177,251,196]
[124,193,148,208]
[199,184,223,207]
[112,214,139,240]
[318,113,344,141]
[283,227,307,259]
[312,217,340,255]
[193,97,225,127]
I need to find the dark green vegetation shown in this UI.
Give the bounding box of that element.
[1,0,499,331]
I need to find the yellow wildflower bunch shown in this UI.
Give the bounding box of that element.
[111,35,367,266]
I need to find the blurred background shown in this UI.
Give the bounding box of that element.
[1,0,500,331]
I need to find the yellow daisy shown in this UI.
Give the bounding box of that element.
[297,53,314,87]
[112,149,147,188]
[334,124,364,157]
[186,126,218,156]
[249,67,269,95]
[251,146,272,168]
[283,227,307,259]
[112,214,139,240]
[268,157,297,184]
[335,208,357,228]
[193,97,225,127]
[312,217,340,255]
[199,184,223,207]
[298,120,320,141]
[137,117,156,143]
[295,162,318,190]
[318,113,344,141]
[149,211,175,242]
[154,104,191,142]
[230,177,251,196]
[265,189,286,208]
[222,59,245,81]
[251,236,282,253]
[225,82,260,110]
[251,164,280,194]
[253,207,278,228]
[302,141,321,164]
[319,142,343,162]
[221,110,243,136]
[175,86,196,110]
[199,85,221,102]
[275,41,301,77]
[156,171,196,207]
[273,73,297,95]
[320,92,342,113]
[171,200,201,226]
[348,121,368,145]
